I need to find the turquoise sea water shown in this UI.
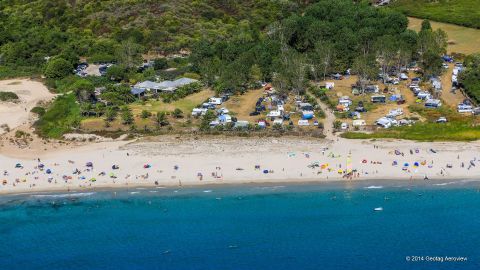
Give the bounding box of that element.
[1,181,480,270]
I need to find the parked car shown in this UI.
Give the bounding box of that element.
[436,117,447,123]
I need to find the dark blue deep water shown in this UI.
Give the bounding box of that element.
[1,181,480,270]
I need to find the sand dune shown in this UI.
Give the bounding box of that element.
[0,79,55,134]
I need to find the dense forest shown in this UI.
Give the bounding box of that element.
[0,0,456,138]
[0,0,304,74]
[191,0,447,94]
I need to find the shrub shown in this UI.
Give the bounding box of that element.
[35,94,80,138]
[155,111,169,127]
[44,58,73,79]
[120,107,134,125]
[172,108,184,118]
[30,106,46,116]
[140,110,152,119]
[0,91,19,101]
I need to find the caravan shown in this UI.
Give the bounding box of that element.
[371,95,386,103]
[376,117,396,129]
[457,104,473,113]
[425,99,442,108]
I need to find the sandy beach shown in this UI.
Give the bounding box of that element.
[1,135,480,195]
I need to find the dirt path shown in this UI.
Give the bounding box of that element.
[440,63,465,108]
[310,91,337,141]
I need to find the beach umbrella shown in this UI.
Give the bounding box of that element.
[38,164,45,168]
[144,164,151,169]
[112,165,119,170]
[80,176,86,180]
[89,178,96,182]
[109,172,117,178]
[395,150,401,155]
[392,161,398,166]
[263,170,269,174]
[86,162,93,167]
[46,169,52,174]
[404,163,409,167]
[414,162,420,167]
[15,163,23,168]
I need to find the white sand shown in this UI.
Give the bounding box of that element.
[1,136,480,195]
[0,79,55,134]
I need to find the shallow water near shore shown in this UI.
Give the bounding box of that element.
[1,180,480,270]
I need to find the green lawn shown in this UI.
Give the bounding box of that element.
[129,89,214,114]
[408,17,480,54]
[392,0,480,29]
[343,122,480,141]
[343,104,480,141]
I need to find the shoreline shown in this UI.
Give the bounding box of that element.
[2,174,480,197]
[2,136,480,196]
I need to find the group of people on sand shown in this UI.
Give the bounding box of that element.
[2,142,480,193]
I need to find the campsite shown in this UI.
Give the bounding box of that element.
[1,0,480,142]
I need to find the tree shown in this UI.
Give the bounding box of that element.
[200,110,216,131]
[310,41,334,81]
[333,120,341,130]
[153,58,168,70]
[105,107,118,122]
[94,102,105,117]
[375,35,398,83]
[352,54,378,91]
[421,20,432,32]
[249,64,262,83]
[417,27,447,76]
[44,58,73,79]
[106,65,126,81]
[120,106,134,125]
[71,79,95,103]
[155,111,169,127]
[116,39,143,69]
[199,57,221,87]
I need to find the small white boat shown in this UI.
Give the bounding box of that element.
[374,207,383,211]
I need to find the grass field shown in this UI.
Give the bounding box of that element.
[342,103,480,141]
[393,0,480,29]
[342,122,480,141]
[129,89,214,114]
[408,17,480,55]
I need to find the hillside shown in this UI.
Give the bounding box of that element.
[391,0,480,29]
[0,0,300,71]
